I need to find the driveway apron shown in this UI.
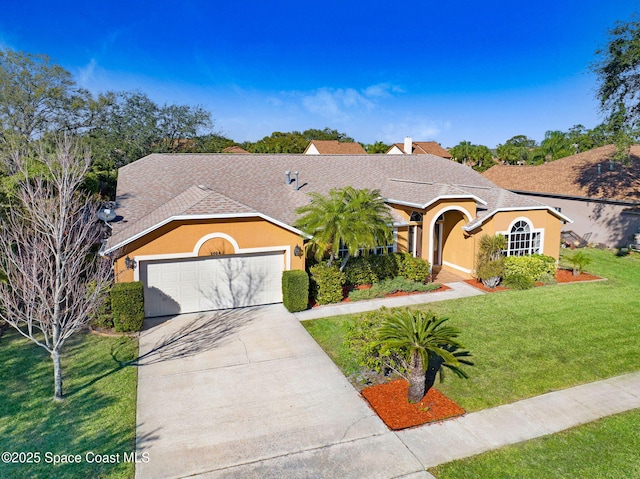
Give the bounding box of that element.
[135,304,428,479]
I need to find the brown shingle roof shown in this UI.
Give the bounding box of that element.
[303,140,367,154]
[483,145,640,203]
[388,141,452,158]
[222,145,250,154]
[105,153,564,253]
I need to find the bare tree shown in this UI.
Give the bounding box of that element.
[0,136,112,400]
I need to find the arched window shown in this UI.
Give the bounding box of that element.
[507,220,541,256]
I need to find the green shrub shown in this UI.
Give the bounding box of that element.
[396,252,430,283]
[282,270,309,312]
[503,272,536,290]
[344,256,379,286]
[111,282,145,332]
[347,277,440,302]
[309,263,346,305]
[88,281,113,329]
[476,259,504,288]
[343,254,400,286]
[538,272,557,285]
[348,287,385,301]
[504,254,557,282]
[345,307,406,374]
[371,254,399,280]
[567,251,592,275]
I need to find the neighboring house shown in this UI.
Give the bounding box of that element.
[222,145,251,154]
[387,137,453,159]
[303,140,367,154]
[103,153,570,317]
[483,144,640,248]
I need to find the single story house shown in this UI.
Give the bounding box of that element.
[387,137,453,159]
[303,140,367,154]
[483,144,640,247]
[103,153,570,317]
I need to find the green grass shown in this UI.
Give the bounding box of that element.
[429,408,640,478]
[0,328,138,479]
[302,249,640,411]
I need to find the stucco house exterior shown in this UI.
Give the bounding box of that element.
[483,144,640,248]
[103,153,570,317]
[387,137,453,159]
[303,140,367,154]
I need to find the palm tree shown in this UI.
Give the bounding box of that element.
[377,309,472,403]
[294,186,393,271]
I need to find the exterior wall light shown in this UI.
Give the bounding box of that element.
[293,245,303,257]
[124,255,137,269]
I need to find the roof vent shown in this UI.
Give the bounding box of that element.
[597,164,602,175]
[285,170,291,185]
[294,171,299,190]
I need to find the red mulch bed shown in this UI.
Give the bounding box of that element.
[465,269,603,292]
[361,378,465,430]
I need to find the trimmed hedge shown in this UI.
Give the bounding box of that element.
[111,281,145,332]
[309,263,346,305]
[347,277,440,302]
[344,254,400,286]
[503,254,557,282]
[396,252,431,283]
[282,270,309,312]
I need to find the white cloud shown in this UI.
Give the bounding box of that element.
[76,58,97,87]
[363,83,405,98]
[301,87,374,120]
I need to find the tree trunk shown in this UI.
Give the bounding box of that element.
[407,352,426,403]
[52,348,63,401]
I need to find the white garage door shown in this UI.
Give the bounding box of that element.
[140,252,285,317]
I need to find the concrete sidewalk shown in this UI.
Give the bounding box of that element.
[398,371,640,469]
[294,281,484,321]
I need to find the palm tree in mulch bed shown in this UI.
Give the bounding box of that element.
[377,309,473,403]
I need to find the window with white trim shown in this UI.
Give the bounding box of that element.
[505,220,541,256]
[337,237,396,257]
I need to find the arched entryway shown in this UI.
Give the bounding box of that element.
[429,207,473,275]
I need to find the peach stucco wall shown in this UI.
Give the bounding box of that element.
[391,200,564,278]
[114,217,305,282]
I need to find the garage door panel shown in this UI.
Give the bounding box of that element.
[141,252,284,317]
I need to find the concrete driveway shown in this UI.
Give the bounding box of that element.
[135,304,430,479]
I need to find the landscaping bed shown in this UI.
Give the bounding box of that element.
[309,283,449,308]
[362,379,465,430]
[465,268,604,292]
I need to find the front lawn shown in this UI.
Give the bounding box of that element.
[0,328,138,479]
[303,248,640,411]
[429,408,640,478]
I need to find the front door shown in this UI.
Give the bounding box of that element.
[432,216,444,266]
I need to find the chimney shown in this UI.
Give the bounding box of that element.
[285,170,291,185]
[404,136,413,154]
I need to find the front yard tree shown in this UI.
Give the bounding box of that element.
[0,136,112,400]
[593,14,640,151]
[377,310,472,403]
[295,186,393,271]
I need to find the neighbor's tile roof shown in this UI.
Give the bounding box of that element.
[304,140,367,154]
[105,153,562,253]
[483,144,640,203]
[389,141,452,158]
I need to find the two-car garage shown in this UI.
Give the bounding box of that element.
[139,251,285,318]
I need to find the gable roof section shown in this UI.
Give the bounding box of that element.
[106,153,566,254]
[303,140,367,154]
[222,145,250,154]
[483,144,640,204]
[388,141,452,158]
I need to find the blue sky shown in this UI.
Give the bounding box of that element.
[1,1,639,148]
